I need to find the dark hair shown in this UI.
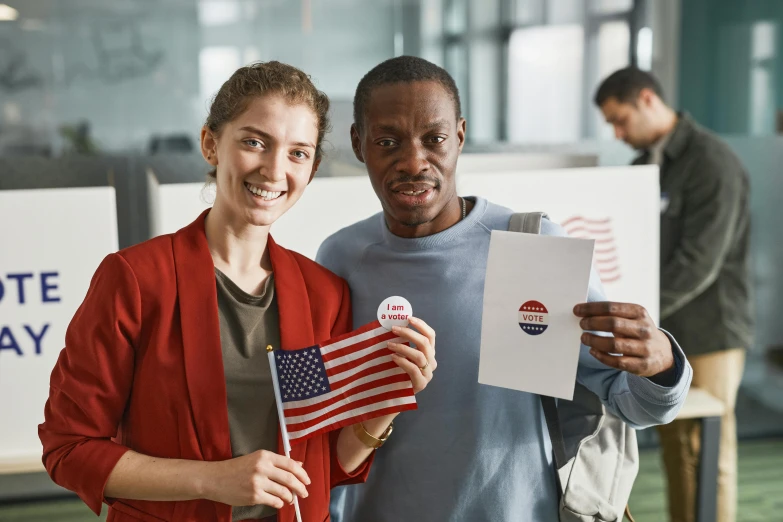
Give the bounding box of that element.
[353,56,462,131]
[205,61,330,178]
[594,66,665,107]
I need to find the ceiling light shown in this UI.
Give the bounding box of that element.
[0,4,19,21]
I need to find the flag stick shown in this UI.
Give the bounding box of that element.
[267,345,303,522]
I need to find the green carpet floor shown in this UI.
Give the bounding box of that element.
[1,439,781,521]
[628,439,783,522]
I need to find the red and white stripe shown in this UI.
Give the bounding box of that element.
[561,216,622,284]
[283,321,417,442]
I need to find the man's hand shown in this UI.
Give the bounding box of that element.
[574,302,675,378]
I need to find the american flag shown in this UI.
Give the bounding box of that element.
[272,321,417,443]
[562,216,622,284]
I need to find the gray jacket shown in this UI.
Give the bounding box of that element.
[634,113,753,355]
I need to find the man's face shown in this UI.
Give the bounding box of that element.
[351,81,466,234]
[600,94,658,150]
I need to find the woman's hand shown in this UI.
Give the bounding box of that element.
[387,316,437,394]
[203,450,310,508]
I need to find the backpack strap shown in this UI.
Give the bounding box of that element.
[508,212,547,235]
[540,396,568,474]
[509,213,568,488]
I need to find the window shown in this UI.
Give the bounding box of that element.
[750,21,776,135]
[507,25,585,143]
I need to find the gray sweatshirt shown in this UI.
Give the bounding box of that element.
[317,197,692,522]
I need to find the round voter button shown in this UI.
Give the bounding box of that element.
[518,300,549,336]
[377,296,412,330]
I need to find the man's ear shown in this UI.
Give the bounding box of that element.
[456,117,467,153]
[638,88,657,108]
[350,124,365,164]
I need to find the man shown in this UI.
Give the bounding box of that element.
[317,56,692,522]
[595,66,752,522]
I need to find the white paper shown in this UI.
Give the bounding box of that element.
[478,231,594,400]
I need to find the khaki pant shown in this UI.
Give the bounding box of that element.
[656,348,745,522]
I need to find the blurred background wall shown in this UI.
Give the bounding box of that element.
[1,1,782,520]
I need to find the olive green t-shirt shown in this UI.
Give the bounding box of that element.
[215,269,281,521]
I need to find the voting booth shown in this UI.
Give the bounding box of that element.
[0,158,659,499]
[458,166,660,319]
[147,163,660,319]
[0,179,118,479]
[321,149,599,177]
[145,155,213,238]
[456,152,598,173]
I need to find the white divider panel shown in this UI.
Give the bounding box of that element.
[149,165,659,319]
[0,187,118,469]
[457,152,597,173]
[458,165,660,319]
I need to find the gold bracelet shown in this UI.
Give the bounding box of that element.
[352,421,394,449]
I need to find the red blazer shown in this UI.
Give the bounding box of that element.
[39,211,371,522]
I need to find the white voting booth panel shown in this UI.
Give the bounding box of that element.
[147,169,381,248]
[148,165,659,319]
[0,187,119,471]
[456,152,597,173]
[458,166,660,320]
[306,151,597,178]
[147,170,213,238]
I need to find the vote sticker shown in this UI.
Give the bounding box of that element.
[519,300,549,336]
[377,296,412,330]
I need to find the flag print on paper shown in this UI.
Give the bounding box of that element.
[272,321,417,443]
[561,216,621,284]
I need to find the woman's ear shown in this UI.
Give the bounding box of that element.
[200,126,219,166]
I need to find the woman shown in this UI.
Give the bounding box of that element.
[38,62,437,522]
